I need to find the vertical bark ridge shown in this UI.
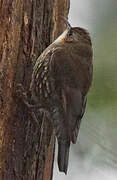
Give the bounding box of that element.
[0,0,70,179]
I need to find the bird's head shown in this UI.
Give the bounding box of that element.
[53,17,92,46]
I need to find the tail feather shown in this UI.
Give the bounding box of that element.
[57,140,70,174]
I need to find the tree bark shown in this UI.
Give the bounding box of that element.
[0,0,70,180]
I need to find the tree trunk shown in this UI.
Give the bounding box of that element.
[0,0,70,179]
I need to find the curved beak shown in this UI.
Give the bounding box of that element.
[53,16,71,44]
[60,16,71,30]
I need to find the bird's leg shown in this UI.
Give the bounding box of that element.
[15,84,36,109]
[15,84,45,109]
[14,84,50,125]
[14,84,38,124]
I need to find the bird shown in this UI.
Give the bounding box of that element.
[30,18,93,174]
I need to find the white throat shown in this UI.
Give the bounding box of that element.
[52,29,69,44]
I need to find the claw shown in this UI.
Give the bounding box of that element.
[15,83,28,99]
[14,83,50,126]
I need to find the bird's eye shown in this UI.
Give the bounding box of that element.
[69,31,72,36]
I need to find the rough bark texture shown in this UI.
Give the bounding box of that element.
[0,0,70,180]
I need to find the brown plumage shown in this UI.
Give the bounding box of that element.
[30,20,93,174]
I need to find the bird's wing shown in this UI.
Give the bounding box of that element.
[50,46,93,143]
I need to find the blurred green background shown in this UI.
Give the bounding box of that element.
[54,0,117,179]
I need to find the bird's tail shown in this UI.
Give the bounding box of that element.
[57,140,70,174]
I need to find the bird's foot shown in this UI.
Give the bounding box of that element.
[14,83,39,124]
[14,83,50,125]
[14,83,33,108]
